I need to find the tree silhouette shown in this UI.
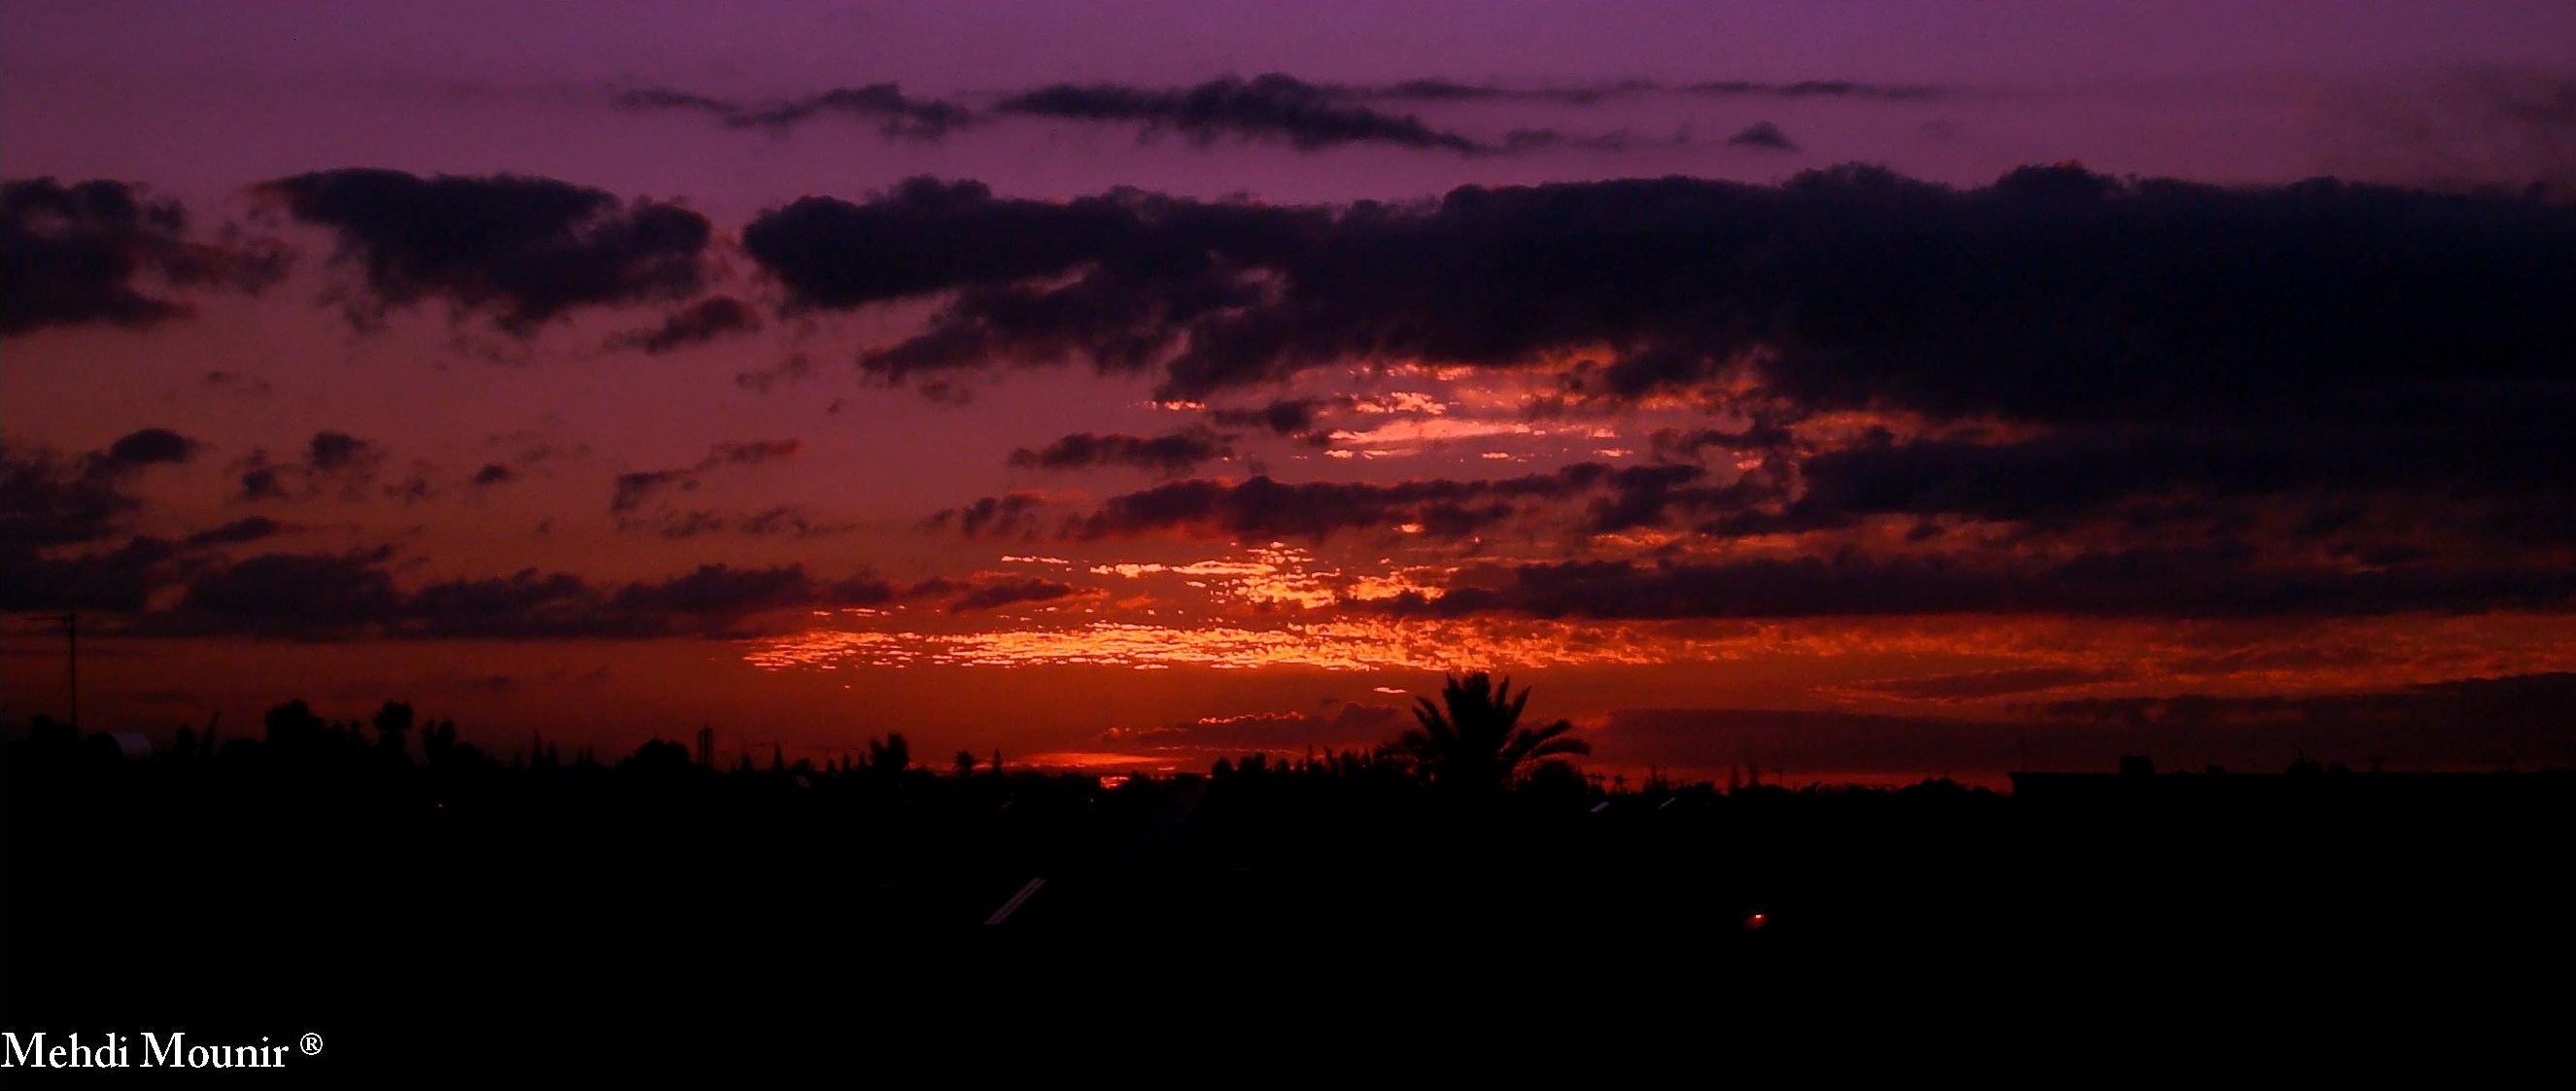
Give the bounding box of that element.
[372,700,414,753]
[264,699,326,748]
[624,737,696,779]
[1394,672,1590,791]
[868,733,910,775]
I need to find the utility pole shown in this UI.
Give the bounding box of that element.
[31,613,76,728]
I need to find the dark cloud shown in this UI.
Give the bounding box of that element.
[610,295,760,354]
[745,179,1309,388]
[0,536,182,612]
[925,493,1048,539]
[700,439,800,467]
[834,570,907,604]
[181,516,285,548]
[943,576,1086,614]
[470,463,515,487]
[0,439,276,610]
[1358,78,1658,107]
[1068,462,1660,542]
[995,74,1486,153]
[1494,127,1688,154]
[612,85,971,139]
[1680,80,1940,101]
[168,549,402,637]
[1725,121,1799,151]
[605,76,1935,156]
[237,461,290,502]
[737,505,850,538]
[725,86,971,139]
[396,569,623,639]
[1211,397,1328,437]
[1578,462,1735,533]
[149,554,888,640]
[976,75,1923,157]
[1655,392,2576,556]
[609,469,694,514]
[228,431,390,502]
[605,85,736,118]
[2,430,201,549]
[1384,549,2576,621]
[388,471,436,505]
[650,510,727,539]
[745,167,2576,421]
[3,179,190,334]
[854,263,1275,381]
[102,427,201,469]
[604,563,816,620]
[1007,428,1230,475]
[2,178,287,336]
[258,168,711,335]
[307,430,376,471]
[646,505,852,540]
[733,166,2568,621]
[609,439,801,516]
[1649,414,1799,460]
[742,180,1092,308]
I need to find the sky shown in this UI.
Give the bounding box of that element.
[5,1,2574,785]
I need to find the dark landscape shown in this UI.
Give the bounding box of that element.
[8,676,2570,1065]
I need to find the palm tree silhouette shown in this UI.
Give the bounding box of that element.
[1395,672,1590,791]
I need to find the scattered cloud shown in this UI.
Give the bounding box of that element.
[1725,121,1798,151]
[180,516,287,548]
[940,575,1092,614]
[1383,551,2576,621]
[231,430,391,502]
[258,168,713,335]
[1007,427,1231,475]
[925,493,1049,539]
[608,295,760,354]
[1066,462,1711,541]
[1,429,202,548]
[2,178,288,336]
[995,74,1485,153]
[611,84,971,139]
[147,555,893,640]
[608,439,801,516]
[745,166,2576,420]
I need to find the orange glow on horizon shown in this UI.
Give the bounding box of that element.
[743,616,1730,672]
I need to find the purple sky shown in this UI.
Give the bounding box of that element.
[5,2,2573,783]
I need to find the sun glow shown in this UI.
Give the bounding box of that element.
[744,616,1735,672]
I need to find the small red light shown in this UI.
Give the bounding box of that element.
[1743,912,1768,931]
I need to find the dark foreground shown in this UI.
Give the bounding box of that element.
[5,733,2570,1071]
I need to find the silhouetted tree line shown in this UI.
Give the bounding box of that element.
[10,663,2570,1050]
[0,674,1621,803]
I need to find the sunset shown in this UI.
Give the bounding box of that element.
[5,0,2572,1068]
